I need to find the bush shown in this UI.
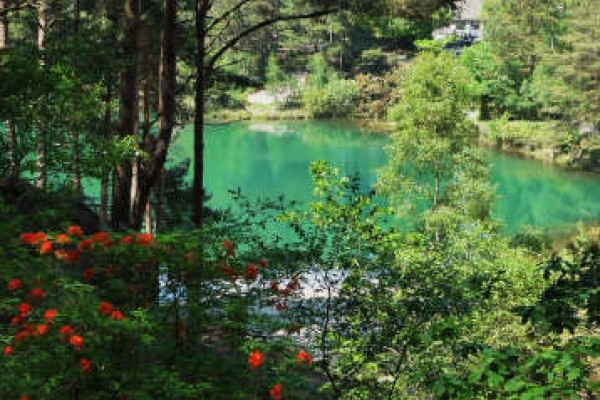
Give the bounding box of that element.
[303,78,359,118]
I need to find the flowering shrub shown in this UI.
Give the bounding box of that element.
[1,223,321,399]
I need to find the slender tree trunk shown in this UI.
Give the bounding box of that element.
[38,0,47,52]
[192,0,209,226]
[1,1,17,179]
[131,0,177,230]
[131,9,151,225]
[433,173,440,209]
[74,0,80,31]
[100,172,110,226]
[141,28,153,232]
[72,131,83,196]
[155,167,165,231]
[111,0,139,229]
[36,0,48,189]
[72,3,82,197]
[0,0,8,50]
[100,76,113,225]
[7,120,18,178]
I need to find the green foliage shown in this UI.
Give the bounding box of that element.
[381,51,491,225]
[242,161,541,399]
[517,243,599,333]
[302,55,360,118]
[435,242,600,399]
[304,78,360,118]
[265,54,291,92]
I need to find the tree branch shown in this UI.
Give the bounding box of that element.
[205,0,254,33]
[207,8,338,68]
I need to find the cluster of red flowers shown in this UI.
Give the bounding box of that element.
[120,232,154,246]
[248,349,312,399]
[99,301,126,321]
[220,239,268,283]
[3,290,90,375]
[20,226,154,268]
[268,276,301,311]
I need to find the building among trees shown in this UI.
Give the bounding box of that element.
[433,0,484,41]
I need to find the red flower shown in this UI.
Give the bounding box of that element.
[56,249,80,263]
[35,324,49,336]
[269,383,283,400]
[92,232,110,243]
[44,308,58,322]
[20,396,29,400]
[59,325,74,336]
[270,280,279,292]
[248,350,265,369]
[276,302,287,311]
[20,231,47,245]
[64,250,81,263]
[287,277,300,290]
[39,240,53,254]
[14,330,30,343]
[10,316,21,326]
[82,268,95,282]
[243,263,258,281]
[296,350,312,365]
[78,239,94,252]
[120,235,135,245]
[258,258,268,268]
[29,287,45,301]
[80,357,92,374]
[18,302,32,317]
[56,234,71,244]
[110,310,125,321]
[223,239,235,255]
[67,225,83,238]
[3,346,12,356]
[221,263,237,279]
[137,233,154,245]
[69,334,84,351]
[8,279,22,292]
[99,301,113,316]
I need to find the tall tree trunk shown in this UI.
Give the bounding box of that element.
[131,0,177,230]
[7,120,18,178]
[1,1,17,179]
[38,0,47,52]
[155,167,165,231]
[0,0,8,50]
[433,172,440,210]
[111,0,139,229]
[141,24,153,232]
[192,0,209,226]
[72,2,82,197]
[36,0,48,189]
[74,0,80,31]
[72,131,82,196]
[131,8,152,225]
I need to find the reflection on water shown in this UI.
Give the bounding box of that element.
[169,120,600,233]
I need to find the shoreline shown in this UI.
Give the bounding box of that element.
[202,112,599,174]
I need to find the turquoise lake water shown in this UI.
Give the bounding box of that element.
[168,120,600,233]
